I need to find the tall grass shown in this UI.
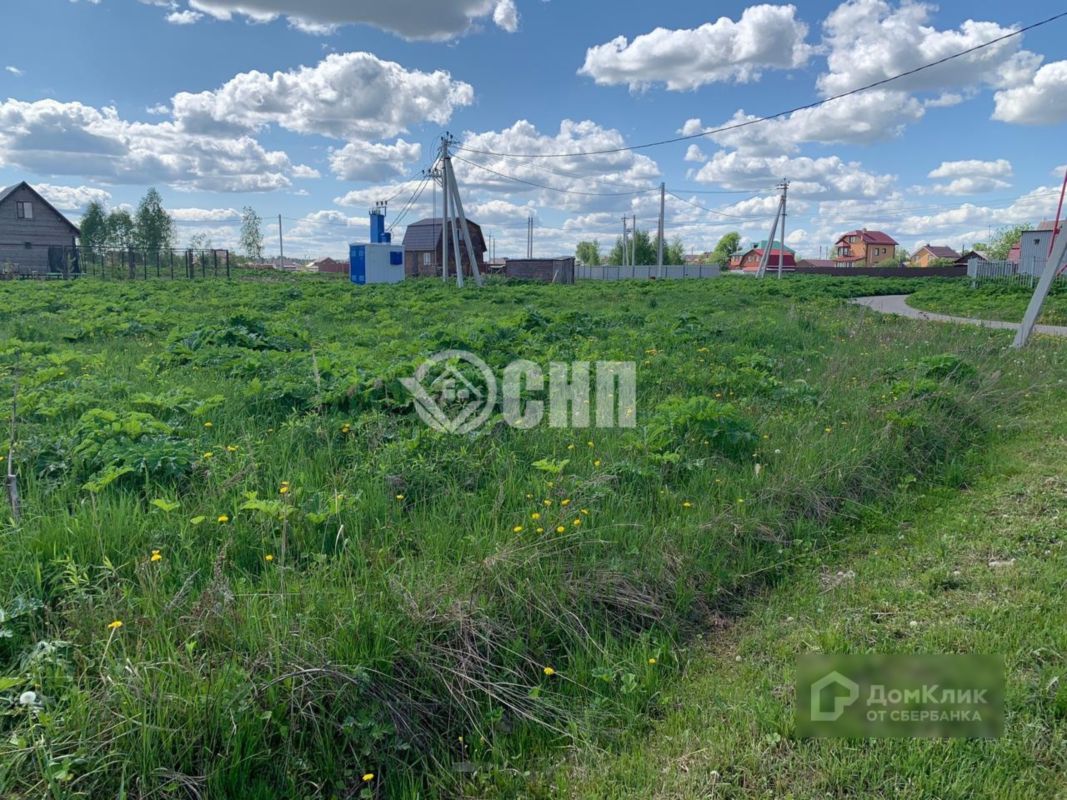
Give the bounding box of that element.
[0,275,1061,798]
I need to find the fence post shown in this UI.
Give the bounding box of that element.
[213,250,218,277]
[155,250,160,278]
[143,251,148,280]
[225,250,230,279]
[127,248,136,280]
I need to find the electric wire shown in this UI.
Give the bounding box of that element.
[452,154,658,197]
[455,10,1067,159]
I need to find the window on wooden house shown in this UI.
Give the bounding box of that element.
[16,201,33,220]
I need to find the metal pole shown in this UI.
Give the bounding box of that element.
[657,182,665,278]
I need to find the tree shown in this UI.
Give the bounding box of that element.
[80,201,109,253]
[240,207,264,261]
[188,232,213,251]
[134,188,175,252]
[709,232,741,265]
[986,224,1031,261]
[576,240,601,266]
[106,209,136,250]
[609,228,657,266]
[665,236,686,265]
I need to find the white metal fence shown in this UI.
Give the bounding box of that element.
[967,258,1067,288]
[577,263,722,281]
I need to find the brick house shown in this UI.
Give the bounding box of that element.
[912,244,960,268]
[832,229,898,267]
[732,240,796,271]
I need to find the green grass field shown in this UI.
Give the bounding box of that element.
[909,280,1067,325]
[0,274,1063,798]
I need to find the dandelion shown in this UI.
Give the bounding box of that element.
[543,499,552,507]
[556,525,566,534]
[531,512,541,520]
[543,666,556,676]
[567,444,575,450]
[536,527,544,533]
[362,773,375,782]
[279,485,290,495]
[648,658,657,665]
[593,459,601,467]
[587,441,594,448]
[217,514,230,523]
[265,554,274,562]
[395,494,405,501]
[341,423,351,433]
[682,501,693,508]
[226,445,238,452]
[737,498,745,505]
[107,620,123,630]
[203,452,214,460]
[824,427,833,433]
[203,421,213,428]
[513,525,524,533]
[561,499,571,507]
[573,518,581,527]
[580,508,589,516]
[150,550,162,563]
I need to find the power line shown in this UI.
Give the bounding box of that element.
[452,154,658,197]
[667,190,768,220]
[455,10,1067,160]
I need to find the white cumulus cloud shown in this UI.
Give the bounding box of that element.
[579,4,812,91]
[993,61,1067,124]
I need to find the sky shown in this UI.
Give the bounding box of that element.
[2,0,1066,260]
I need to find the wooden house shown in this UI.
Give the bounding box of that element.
[402,217,487,278]
[0,182,80,275]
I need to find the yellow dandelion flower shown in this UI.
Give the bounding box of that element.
[573,519,581,526]
[395,494,405,501]
[279,485,290,495]
[226,445,238,452]
[556,525,566,534]
[543,666,556,676]
[561,499,571,507]
[683,501,693,508]
[648,657,657,665]
[203,452,214,459]
[587,441,594,447]
[580,508,589,515]
[567,444,575,450]
[543,499,552,507]
[107,620,123,630]
[265,554,274,562]
[150,550,162,563]
[824,427,833,433]
[513,525,524,533]
[217,514,230,523]
[536,527,544,533]
[362,773,375,782]
[203,421,213,428]
[593,459,601,467]
[531,512,541,520]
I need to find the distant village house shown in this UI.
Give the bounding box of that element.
[0,182,80,276]
[402,217,487,278]
[912,244,960,268]
[832,229,898,267]
[730,240,796,271]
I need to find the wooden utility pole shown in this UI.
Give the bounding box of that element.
[278,214,284,270]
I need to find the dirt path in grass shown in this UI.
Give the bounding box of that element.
[559,400,1067,799]
[853,294,1067,338]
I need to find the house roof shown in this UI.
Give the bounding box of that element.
[916,244,960,259]
[402,217,485,252]
[0,181,81,235]
[798,259,835,268]
[836,229,898,246]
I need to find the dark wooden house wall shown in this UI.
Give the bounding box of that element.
[0,185,79,274]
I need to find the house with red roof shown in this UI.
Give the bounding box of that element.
[731,240,796,271]
[832,229,898,267]
[912,244,960,268]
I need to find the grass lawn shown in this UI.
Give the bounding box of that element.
[909,280,1067,326]
[0,274,1063,798]
[561,393,1067,800]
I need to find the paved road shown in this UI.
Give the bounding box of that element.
[852,294,1067,339]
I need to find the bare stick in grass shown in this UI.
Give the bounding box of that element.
[6,370,19,522]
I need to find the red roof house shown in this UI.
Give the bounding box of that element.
[832,229,898,267]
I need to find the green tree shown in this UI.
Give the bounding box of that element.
[106,209,136,250]
[79,201,109,253]
[576,240,601,266]
[240,207,264,261]
[609,228,657,266]
[986,224,1031,261]
[709,232,741,265]
[652,235,686,265]
[134,188,175,252]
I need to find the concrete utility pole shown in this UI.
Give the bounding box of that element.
[632,213,637,267]
[1015,167,1067,347]
[657,182,666,278]
[756,182,787,279]
[277,214,284,269]
[777,181,789,280]
[441,143,450,282]
[622,217,629,267]
[438,135,483,288]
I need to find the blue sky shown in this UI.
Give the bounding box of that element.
[2,0,1066,259]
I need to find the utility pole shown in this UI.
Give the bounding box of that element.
[756,182,787,279]
[622,217,629,267]
[632,213,637,267]
[441,140,450,282]
[777,181,789,279]
[657,182,665,277]
[277,214,284,270]
[440,134,483,287]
